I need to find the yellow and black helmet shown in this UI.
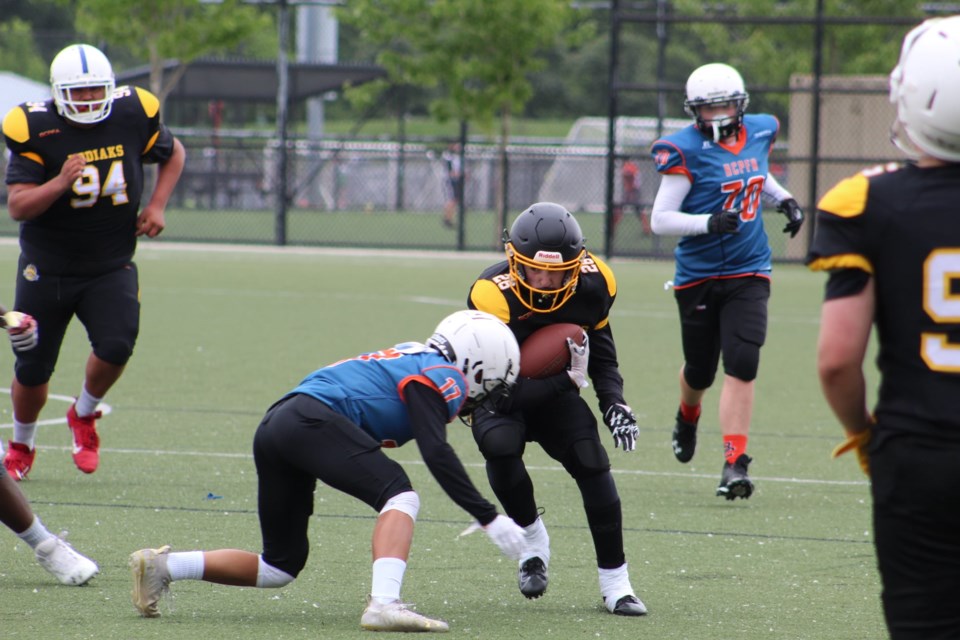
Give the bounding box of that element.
[503,202,586,313]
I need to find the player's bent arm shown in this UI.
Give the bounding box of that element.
[405,381,498,525]
[650,174,711,236]
[816,279,875,435]
[6,153,86,221]
[146,137,186,211]
[762,172,794,203]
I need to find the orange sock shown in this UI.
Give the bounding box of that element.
[679,401,701,424]
[722,435,748,464]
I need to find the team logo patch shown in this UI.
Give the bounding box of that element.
[22,264,39,282]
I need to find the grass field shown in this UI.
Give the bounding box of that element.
[0,240,884,639]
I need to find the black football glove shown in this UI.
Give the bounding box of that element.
[707,209,740,235]
[777,198,804,238]
[603,403,639,452]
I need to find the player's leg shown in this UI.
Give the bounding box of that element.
[532,394,645,615]
[872,434,960,638]
[69,264,141,473]
[714,277,768,500]
[672,282,722,464]
[472,409,546,598]
[5,263,71,480]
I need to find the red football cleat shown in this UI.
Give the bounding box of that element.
[67,404,102,474]
[3,440,36,481]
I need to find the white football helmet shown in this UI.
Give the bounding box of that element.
[683,63,750,142]
[50,44,116,125]
[889,16,960,162]
[426,310,520,413]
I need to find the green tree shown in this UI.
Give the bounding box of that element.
[0,18,48,81]
[72,0,273,103]
[339,0,590,226]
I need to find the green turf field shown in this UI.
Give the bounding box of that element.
[0,241,883,639]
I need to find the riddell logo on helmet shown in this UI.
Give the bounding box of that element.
[533,250,563,263]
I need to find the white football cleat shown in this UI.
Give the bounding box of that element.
[35,534,99,586]
[360,596,450,632]
[129,545,172,618]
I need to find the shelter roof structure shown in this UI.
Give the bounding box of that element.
[116,58,386,102]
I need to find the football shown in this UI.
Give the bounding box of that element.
[519,323,585,378]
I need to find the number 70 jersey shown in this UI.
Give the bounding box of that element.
[650,114,778,286]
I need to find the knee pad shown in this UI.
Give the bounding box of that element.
[380,490,420,521]
[724,340,761,382]
[256,556,296,588]
[478,425,524,460]
[683,362,716,391]
[93,337,135,366]
[15,361,53,387]
[562,439,610,478]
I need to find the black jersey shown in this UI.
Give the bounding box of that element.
[807,161,960,440]
[468,252,626,412]
[3,86,176,276]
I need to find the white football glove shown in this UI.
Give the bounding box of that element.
[6,313,38,352]
[566,332,589,389]
[483,514,525,560]
[604,403,639,452]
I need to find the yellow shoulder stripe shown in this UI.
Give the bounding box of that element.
[469,280,511,323]
[807,254,874,274]
[2,107,29,144]
[590,253,618,297]
[143,130,159,155]
[135,87,160,118]
[817,173,868,219]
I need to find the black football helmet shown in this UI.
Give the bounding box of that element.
[503,202,586,313]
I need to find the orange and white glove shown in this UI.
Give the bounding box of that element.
[4,312,38,352]
[831,429,871,476]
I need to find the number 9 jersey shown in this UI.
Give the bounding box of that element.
[2,86,177,276]
[807,161,960,439]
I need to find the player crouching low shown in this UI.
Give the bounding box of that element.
[130,310,526,632]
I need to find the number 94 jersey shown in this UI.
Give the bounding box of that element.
[807,161,960,438]
[2,86,177,276]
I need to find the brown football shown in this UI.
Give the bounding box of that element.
[519,323,585,378]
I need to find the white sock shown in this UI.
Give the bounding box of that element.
[17,516,53,550]
[520,517,550,566]
[371,557,406,604]
[167,551,205,581]
[599,563,634,607]
[12,419,38,450]
[75,386,103,417]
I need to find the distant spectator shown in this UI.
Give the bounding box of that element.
[442,143,463,228]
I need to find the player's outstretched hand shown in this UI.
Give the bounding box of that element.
[5,312,38,352]
[707,209,741,234]
[777,198,804,238]
[604,403,639,452]
[484,514,525,560]
[566,332,590,389]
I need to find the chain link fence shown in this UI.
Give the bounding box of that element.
[0,6,933,262]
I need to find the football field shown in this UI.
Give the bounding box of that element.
[0,241,884,639]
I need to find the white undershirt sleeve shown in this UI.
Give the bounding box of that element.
[650,173,712,236]
[762,172,793,204]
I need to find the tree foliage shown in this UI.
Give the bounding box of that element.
[73,0,274,101]
[0,18,48,81]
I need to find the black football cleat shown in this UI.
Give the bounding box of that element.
[716,454,754,500]
[518,557,548,599]
[672,411,698,463]
[612,594,647,616]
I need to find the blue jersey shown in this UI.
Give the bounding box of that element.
[651,113,778,287]
[288,342,467,447]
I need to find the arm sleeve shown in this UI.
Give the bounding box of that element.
[404,381,498,525]
[587,323,626,414]
[762,172,793,203]
[650,174,712,236]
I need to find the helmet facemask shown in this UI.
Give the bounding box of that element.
[505,238,584,313]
